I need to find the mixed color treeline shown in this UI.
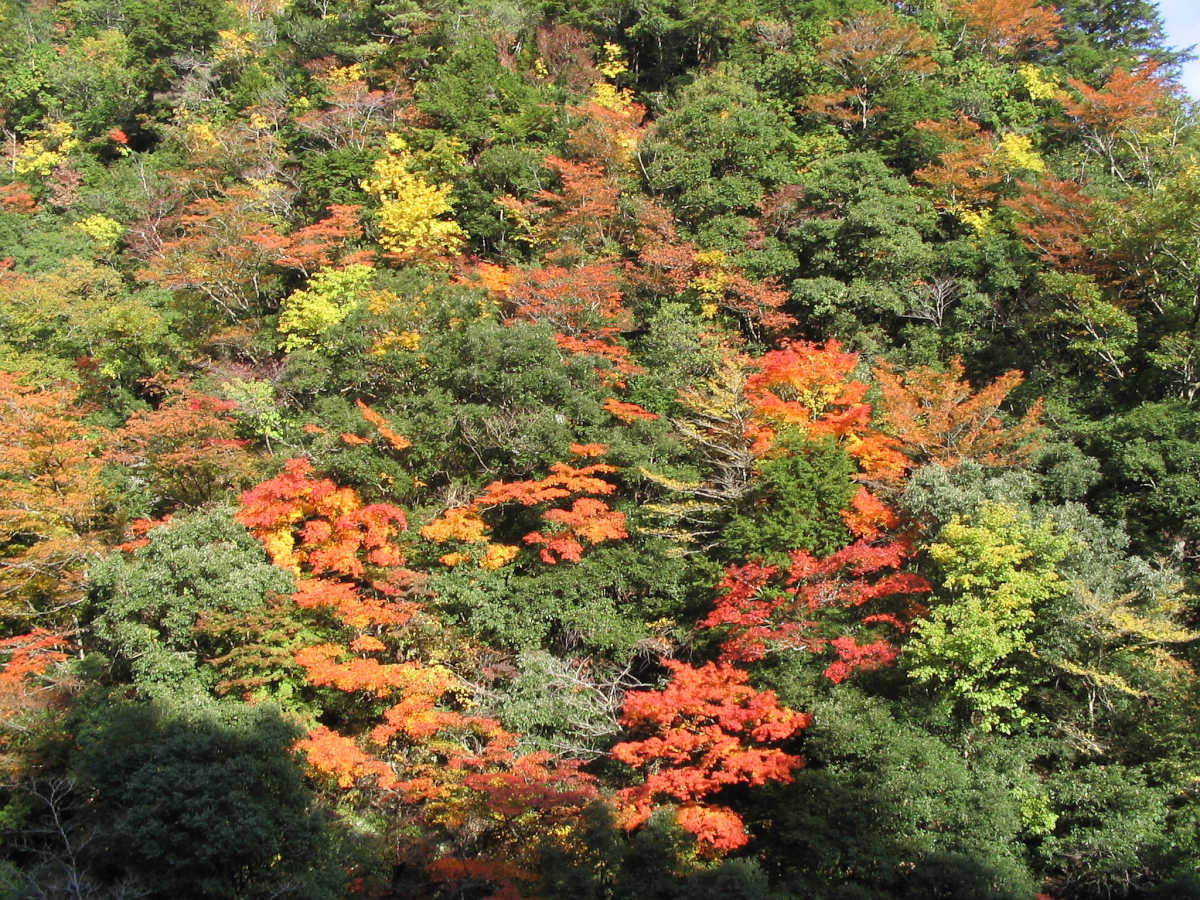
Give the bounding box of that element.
[2,0,1200,897]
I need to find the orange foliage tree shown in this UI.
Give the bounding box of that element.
[635,239,796,342]
[138,189,366,319]
[0,628,74,777]
[236,456,409,580]
[872,357,1044,469]
[107,380,264,512]
[914,114,1001,213]
[951,0,1061,58]
[497,85,647,262]
[0,373,111,619]
[746,339,907,485]
[294,62,412,152]
[421,443,628,567]
[804,10,937,129]
[641,341,903,548]
[236,460,600,898]
[1062,62,1173,182]
[1005,176,1098,271]
[612,659,810,853]
[504,260,640,382]
[498,157,622,260]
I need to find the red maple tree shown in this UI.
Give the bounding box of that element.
[701,540,931,681]
[612,659,810,852]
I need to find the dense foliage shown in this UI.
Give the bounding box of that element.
[2,0,1200,896]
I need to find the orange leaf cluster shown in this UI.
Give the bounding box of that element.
[914,114,999,211]
[873,356,1044,469]
[604,398,659,423]
[805,10,937,129]
[0,183,37,214]
[612,659,810,851]
[0,629,74,773]
[295,642,441,698]
[114,515,173,553]
[510,262,629,334]
[0,629,71,691]
[498,157,621,258]
[634,241,796,340]
[296,725,399,789]
[0,373,110,614]
[238,463,599,898]
[423,448,627,567]
[268,204,365,276]
[1063,62,1170,136]
[107,381,261,511]
[292,578,417,628]
[355,399,412,450]
[501,260,641,382]
[745,340,907,480]
[1005,177,1097,270]
[138,190,367,319]
[841,486,900,541]
[523,496,629,564]
[952,0,1061,56]
[237,457,408,577]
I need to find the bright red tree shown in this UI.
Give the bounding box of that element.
[612,659,810,852]
[701,540,931,681]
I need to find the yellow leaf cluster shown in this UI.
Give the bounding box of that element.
[214,28,257,63]
[993,132,1046,175]
[278,264,375,351]
[361,136,465,260]
[14,122,78,176]
[75,215,124,249]
[1018,64,1061,102]
[327,63,365,86]
[591,42,635,111]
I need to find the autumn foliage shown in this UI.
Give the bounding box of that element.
[0,628,74,775]
[0,373,110,617]
[952,0,1061,57]
[236,462,600,897]
[702,541,931,682]
[805,9,937,129]
[107,380,263,510]
[421,443,627,566]
[746,339,906,481]
[612,659,810,851]
[236,457,409,578]
[873,357,1044,469]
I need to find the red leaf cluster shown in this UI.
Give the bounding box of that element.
[422,447,627,567]
[237,457,408,577]
[701,540,930,680]
[612,659,810,851]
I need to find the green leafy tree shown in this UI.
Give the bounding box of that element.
[85,509,294,693]
[905,501,1072,733]
[69,696,344,899]
[722,434,857,562]
[641,65,797,247]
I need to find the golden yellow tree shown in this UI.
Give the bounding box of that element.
[361,135,465,262]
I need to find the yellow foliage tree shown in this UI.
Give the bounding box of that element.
[361,136,465,262]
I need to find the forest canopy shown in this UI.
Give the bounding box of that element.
[2,0,1200,897]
